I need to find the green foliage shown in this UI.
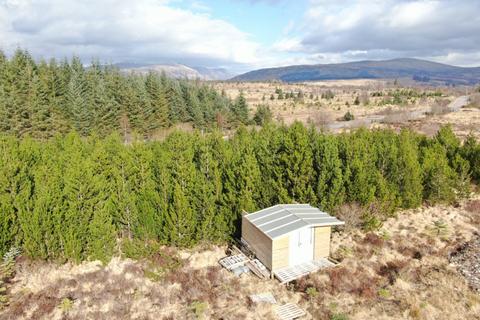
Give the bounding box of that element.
[378,288,390,298]
[0,247,21,309]
[0,124,476,261]
[231,92,250,125]
[59,297,74,312]
[331,313,349,320]
[321,90,335,100]
[253,105,273,125]
[342,111,355,121]
[353,96,360,105]
[0,49,242,139]
[461,134,480,182]
[189,300,208,319]
[421,142,457,204]
[306,287,318,301]
[428,219,449,238]
[121,239,162,260]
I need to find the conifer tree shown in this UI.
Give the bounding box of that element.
[313,134,345,211]
[421,142,456,204]
[232,92,249,124]
[395,130,423,208]
[274,122,315,203]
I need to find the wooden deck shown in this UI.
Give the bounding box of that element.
[273,258,335,284]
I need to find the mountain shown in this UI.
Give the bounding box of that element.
[118,63,234,80]
[231,58,480,84]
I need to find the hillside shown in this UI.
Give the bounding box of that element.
[231,58,480,84]
[119,63,234,80]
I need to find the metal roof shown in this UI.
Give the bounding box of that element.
[244,204,344,239]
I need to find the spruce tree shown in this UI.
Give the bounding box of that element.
[395,130,423,208]
[313,134,345,211]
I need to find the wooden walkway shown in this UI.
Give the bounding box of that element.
[273,258,335,284]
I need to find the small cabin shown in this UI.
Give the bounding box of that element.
[241,204,344,273]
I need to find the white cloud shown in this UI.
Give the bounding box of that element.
[0,0,260,68]
[279,0,480,66]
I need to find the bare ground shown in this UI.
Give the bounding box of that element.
[1,196,479,320]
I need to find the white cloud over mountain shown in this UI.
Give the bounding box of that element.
[0,0,259,69]
[277,0,480,66]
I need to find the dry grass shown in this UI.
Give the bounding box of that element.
[214,81,480,140]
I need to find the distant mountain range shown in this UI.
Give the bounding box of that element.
[231,58,480,85]
[117,63,234,80]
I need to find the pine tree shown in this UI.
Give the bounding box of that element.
[313,134,345,211]
[395,130,423,208]
[194,134,227,242]
[232,92,249,124]
[274,122,315,203]
[164,183,196,247]
[88,201,117,264]
[421,142,456,204]
[0,137,21,256]
[145,72,169,129]
[461,134,480,182]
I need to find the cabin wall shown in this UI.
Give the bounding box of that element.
[314,226,331,259]
[271,236,289,271]
[241,217,273,270]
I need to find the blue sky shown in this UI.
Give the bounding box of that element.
[1,0,479,73]
[174,1,308,47]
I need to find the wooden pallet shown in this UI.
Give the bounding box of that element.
[246,259,270,279]
[274,259,335,284]
[275,303,306,320]
[219,253,248,270]
[249,292,276,304]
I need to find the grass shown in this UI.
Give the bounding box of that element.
[189,300,208,319]
[331,313,349,320]
[59,297,74,312]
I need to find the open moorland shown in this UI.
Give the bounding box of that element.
[216,80,480,139]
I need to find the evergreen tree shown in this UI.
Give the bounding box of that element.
[395,130,423,208]
[313,134,345,211]
[421,142,456,204]
[232,92,249,124]
[273,122,315,203]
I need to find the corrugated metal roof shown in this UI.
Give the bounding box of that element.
[244,204,344,239]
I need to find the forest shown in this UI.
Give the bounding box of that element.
[0,49,248,139]
[0,123,479,263]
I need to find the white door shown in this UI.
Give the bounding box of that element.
[289,227,313,266]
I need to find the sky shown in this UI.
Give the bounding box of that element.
[1,0,479,73]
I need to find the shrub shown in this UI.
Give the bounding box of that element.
[378,288,390,298]
[342,111,355,121]
[331,313,349,320]
[334,203,363,231]
[59,297,74,312]
[253,105,273,125]
[376,259,408,285]
[362,233,384,247]
[189,300,208,319]
[306,287,318,301]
